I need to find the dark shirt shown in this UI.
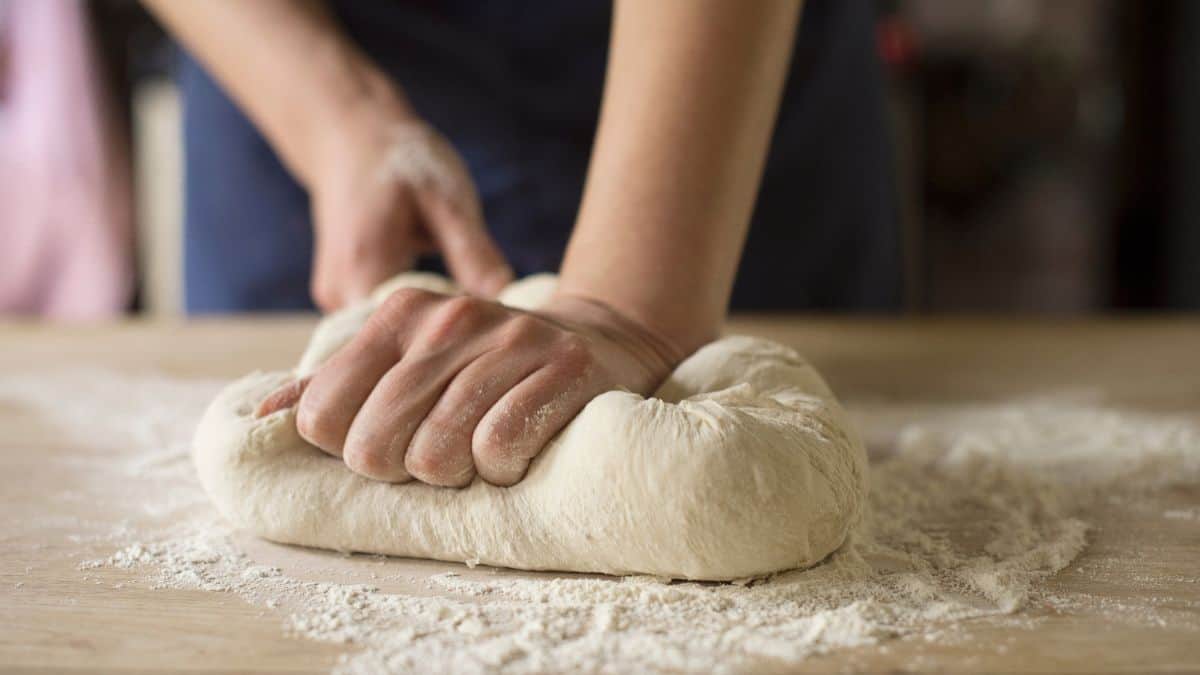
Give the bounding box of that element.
[180,0,900,312]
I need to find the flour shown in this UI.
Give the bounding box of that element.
[1163,507,1200,520]
[205,276,870,581]
[377,122,478,215]
[3,371,1198,673]
[199,333,869,581]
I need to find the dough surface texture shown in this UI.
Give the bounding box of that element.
[193,274,868,580]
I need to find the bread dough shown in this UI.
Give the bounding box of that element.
[192,274,868,580]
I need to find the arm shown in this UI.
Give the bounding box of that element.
[259,1,803,489]
[560,0,803,355]
[144,0,511,307]
[143,0,397,188]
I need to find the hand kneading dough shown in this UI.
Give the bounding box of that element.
[193,274,868,580]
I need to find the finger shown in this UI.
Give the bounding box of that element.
[416,188,513,298]
[255,377,311,418]
[341,295,501,483]
[313,246,415,313]
[296,287,437,456]
[346,249,418,303]
[473,341,602,486]
[311,192,422,311]
[405,346,545,487]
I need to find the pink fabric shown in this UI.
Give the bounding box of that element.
[0,0,133,319]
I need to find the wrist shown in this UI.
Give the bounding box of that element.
[554,272,721,359]
[288,48,418,189]
[542,292,692,376]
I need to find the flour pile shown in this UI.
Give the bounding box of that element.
[4,372,1198,673]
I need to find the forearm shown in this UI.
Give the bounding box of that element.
[559,0,801,355]
[143,0,412,187]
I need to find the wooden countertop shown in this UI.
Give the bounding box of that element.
[2,316,1199,672]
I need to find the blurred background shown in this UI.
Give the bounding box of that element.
[1,0,1198,319]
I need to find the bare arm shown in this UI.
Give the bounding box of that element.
[144,0,511,307]
[143,0,399,185]
[560,0,803,355]
[254,1,805,488]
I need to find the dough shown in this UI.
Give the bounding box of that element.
[193,274,868,580]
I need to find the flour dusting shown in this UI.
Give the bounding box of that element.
[2,371,1198,673]
[1164,507,1200,521]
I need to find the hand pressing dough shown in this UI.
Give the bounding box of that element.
[193,274,868,580]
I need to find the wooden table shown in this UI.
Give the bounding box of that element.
[2,317,1199,672]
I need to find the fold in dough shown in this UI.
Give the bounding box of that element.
[192,274,868,580]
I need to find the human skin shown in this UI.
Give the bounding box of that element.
[146,0,802,486]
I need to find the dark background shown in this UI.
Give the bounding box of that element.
[74,0,1200,313]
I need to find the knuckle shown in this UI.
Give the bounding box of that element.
[473,409,522,461]
[496,314,545,349]
[295,400,343,452]
[412,415,457,451]
[359,311,399,348]
[343,442,407,482]
[378,286,437,319]
[552,335,595,375]
[473,426,531,486]
[407,423,451,462]
[402,448,441,479]
[471,433,508,465]
[365,287,437,342]
[404,446,474,487]
[423,295,491,342]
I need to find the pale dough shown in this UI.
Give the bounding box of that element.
[192,274,868,580]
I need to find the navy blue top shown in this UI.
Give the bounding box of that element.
[179,0,900,313]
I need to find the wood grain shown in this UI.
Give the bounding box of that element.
[2,316,1198,673]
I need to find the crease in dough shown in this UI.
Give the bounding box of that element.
[193,274,868,580]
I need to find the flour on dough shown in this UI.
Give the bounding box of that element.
[192,274,868,580]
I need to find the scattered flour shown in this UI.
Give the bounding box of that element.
[3,372,1198,673]
[1163,507,1200,521]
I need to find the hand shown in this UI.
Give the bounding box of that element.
[306,105,512,311]
[256,288,683,487]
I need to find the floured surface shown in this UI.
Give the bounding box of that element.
[4,368,1200,673]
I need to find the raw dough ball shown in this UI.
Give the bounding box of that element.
[193,274,868,580]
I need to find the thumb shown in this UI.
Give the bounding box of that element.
[311,195,421,311]
[255,377,311,418]
[311,236,416,312]
[416,188,513,297]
